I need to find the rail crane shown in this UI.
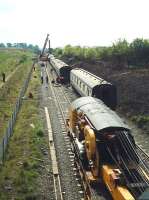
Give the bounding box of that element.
[67,97,149,200]
[39,33,50,62]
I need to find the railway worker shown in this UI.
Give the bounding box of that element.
[41,71,43,84]
[46,75,49,84]
[56,76,61,84]
[45,62,47,68]
[33,63,36,71]
[2,72,5,82]
[60,76,64,84]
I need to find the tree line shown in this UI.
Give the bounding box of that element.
[53,38,149,67]
[0,43,40,53]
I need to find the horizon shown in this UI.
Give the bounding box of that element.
[0,37,149,49]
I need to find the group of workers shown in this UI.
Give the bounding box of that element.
[40,64,61,85]
[41,71,49,84]
[1,63,49,85]
[41,72,49,84]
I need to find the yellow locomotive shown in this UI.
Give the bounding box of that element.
[67,97,149,200]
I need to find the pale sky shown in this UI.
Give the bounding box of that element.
[0,0,149,48]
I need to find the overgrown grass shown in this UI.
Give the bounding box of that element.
[132,115,149,129]
[0,66,45,199]
[0,51,33,139]
[0,49,32,79]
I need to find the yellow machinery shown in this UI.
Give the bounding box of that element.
[67,97,149,200]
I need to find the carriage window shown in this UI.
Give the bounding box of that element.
[87,88,89,95]
[89,89,92,95]
[83,84,85,91]
[80,81,82,87]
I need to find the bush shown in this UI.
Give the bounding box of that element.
[132,115,149,128]
[19,54,27,63]
[36,129,44,137]
[52,38,149,67]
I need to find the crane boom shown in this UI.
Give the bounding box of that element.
[41,33,49,57]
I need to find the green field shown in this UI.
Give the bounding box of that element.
[0,49,32,82]
[0,49,33,139]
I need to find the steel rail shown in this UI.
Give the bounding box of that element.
[41,66,64,200]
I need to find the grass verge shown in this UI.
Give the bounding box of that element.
[0,54,33,138]
[0,66,45,200]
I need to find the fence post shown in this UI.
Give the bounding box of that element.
[2,138,5,163]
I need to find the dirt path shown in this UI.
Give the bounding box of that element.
[0,65,22,89]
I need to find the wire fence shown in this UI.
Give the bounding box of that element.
[0,64,34,164]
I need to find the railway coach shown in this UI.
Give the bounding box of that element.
[49,56,72,84]
[70,68,117,110]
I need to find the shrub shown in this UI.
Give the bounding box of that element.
[36,129,44,137]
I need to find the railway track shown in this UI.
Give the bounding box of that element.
[41,66,84,200]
